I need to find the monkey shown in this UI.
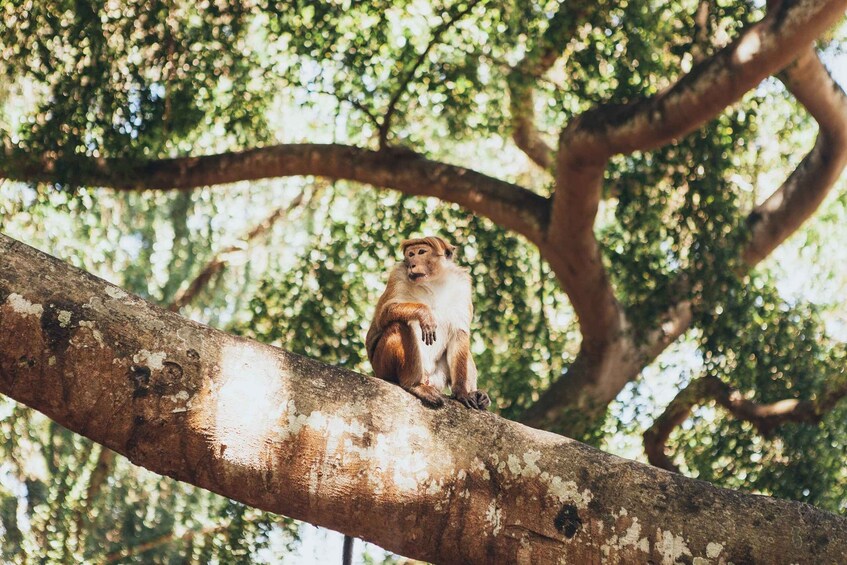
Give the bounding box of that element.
[365,236,491,410]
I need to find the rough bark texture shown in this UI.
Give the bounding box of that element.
[2,236,847,564]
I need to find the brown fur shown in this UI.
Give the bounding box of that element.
[366,236,490,410]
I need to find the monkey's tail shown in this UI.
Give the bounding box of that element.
[342,534,354,565]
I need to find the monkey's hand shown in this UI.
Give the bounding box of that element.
[418,309,437,346]
[452,390,491,410]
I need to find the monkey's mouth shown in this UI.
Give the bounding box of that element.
[408,273,426,281]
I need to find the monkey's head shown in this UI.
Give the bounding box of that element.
[401,236,455,284]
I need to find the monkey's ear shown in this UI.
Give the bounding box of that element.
[444,243,456,260]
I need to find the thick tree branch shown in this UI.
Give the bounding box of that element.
[636,46,847,439]
[507,1,596,170]
[559,0,847,162]
[648,44,847,369]
[646,45,847,360]
[0,143,550,245]
[549,0,847,339]
[1,233,846,563]
[644,372,847,473]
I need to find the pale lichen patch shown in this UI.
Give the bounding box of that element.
[163,390,191,414]
[472,457,490,480]
[7,293,43,317]
[620,519,643,547]
[507,454,523,475]
[522,450,542,476]
[601,511,650,559]
[706,542,723,559]
[657,528,692,565]
[504,450,542,478]
[485,500,503,535]
[546,475,593,509]
[133,350,167,371]
[105,286,129,300]
[57,310,72,327]
[167,390,192,413]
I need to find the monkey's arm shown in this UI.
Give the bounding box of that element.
[377,302,437,345]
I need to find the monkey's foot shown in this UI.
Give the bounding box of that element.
[408,384,446,408]
[452,390,491,410]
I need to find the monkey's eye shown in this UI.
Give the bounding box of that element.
[418,249,426,255]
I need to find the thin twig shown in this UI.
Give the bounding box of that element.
[168,188,313,312]
[378,0,483,148]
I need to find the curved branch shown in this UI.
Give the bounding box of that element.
[559,0,847,163]
[0,143,550,245]
[532,0,847,436]
[744,48,847,264]
[644,372,847,473]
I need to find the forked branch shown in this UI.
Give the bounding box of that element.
[526,0,847,436]
[643,45,847,399]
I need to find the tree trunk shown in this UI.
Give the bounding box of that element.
[1,232,844,564]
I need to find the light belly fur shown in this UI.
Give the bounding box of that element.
[408,320,451,390]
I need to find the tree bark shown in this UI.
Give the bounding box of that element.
[1,233,845,564]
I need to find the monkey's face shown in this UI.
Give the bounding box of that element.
[403,243,448,283]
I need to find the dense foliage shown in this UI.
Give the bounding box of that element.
[1,0,846,561]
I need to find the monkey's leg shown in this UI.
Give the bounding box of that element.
[373,323,445,408]
[447,331,491,410]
